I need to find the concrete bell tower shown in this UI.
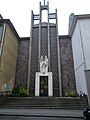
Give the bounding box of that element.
[27,0,62,97]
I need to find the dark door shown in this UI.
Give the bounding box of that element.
[40,76,48,96]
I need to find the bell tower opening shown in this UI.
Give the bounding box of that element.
[42,10,48,23]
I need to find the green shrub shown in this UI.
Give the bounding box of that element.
[11,85,27,97]
[69,91,78,97]
[65,91,78,97]
[65,92,69,97]
[11,85,20,97]
[19,87,27,97]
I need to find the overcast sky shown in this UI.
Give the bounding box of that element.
[0,0,90,37]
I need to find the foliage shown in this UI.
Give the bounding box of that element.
[65,91,78,97]
[19,87,27,97]
[11,85,27,97]
[65,92,69,97]
[11,85,20,97]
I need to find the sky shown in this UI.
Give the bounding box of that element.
[0,0,90,37]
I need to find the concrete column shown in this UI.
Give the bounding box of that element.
[56,9,62,96]
[48,72,53,96]
[47,1,50,72]
[0,23,6,60]
[35,73,40,96]
[38,2,42,71]
[27,11,34,95]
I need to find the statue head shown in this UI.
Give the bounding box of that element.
[45,55,47,60]
[41,55,43,60]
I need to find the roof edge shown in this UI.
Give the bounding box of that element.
[20,37,30,41]
[0,19,20,40]
[69,14,90,36]
[59,35,71,39]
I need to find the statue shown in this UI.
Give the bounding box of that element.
[44,55,48,73]
[40,55,48,74]
[40,56,44,73]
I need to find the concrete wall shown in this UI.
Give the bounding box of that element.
[75,64,87,93]
[85,70,90,106]
[71,20,87,94]
[72,22,84,69]
[0,24,18,92]
[79,19,90,70]
[15,35,76,96]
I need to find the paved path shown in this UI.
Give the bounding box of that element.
[0,109,84,118]
[0,116,84,120]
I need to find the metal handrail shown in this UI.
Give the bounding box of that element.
[80,91,88,105]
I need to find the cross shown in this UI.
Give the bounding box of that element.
[44,0,45,6]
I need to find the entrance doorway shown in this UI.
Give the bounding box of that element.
[40,76,48,96]
[35,72,53,96]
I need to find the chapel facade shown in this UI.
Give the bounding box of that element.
[0,1,76,97]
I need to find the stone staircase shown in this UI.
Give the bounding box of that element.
[0,97,88,109]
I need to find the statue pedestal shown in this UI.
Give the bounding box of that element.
[35,72,53,96]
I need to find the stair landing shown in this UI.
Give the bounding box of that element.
[0,97,88,109]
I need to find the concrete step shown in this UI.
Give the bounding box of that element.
[0,97,88,109]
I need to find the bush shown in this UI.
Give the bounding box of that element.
[11,85,27,97]
[11,85,20,97]
[69,91,78,97]
[65,91,78,97]
[65,92,69,97]
[19,87,27,97]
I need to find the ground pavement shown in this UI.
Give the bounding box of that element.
[0,109,85,120]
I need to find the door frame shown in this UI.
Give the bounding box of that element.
[35,72,53,96]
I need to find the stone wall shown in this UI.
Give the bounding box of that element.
[59,35,76,96]
[15,35,76,96]
[15,38,30,88]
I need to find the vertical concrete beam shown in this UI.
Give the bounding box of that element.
[27,11,34,95]
[56,9,62,96]
[38,2,42,71]
[0,23,6,62]
[44,0,45,6]
[47,1,50,72]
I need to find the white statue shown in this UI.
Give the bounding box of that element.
[44,55,48,73]
[40,55,48,74]
[40,56,44,73]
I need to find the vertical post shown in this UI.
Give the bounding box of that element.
[0,23,6,63]
[38,2,42,71]
[44,0,45,6]
[56,9,62,96]
[27,10,34,95]
[47,1,50,72]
